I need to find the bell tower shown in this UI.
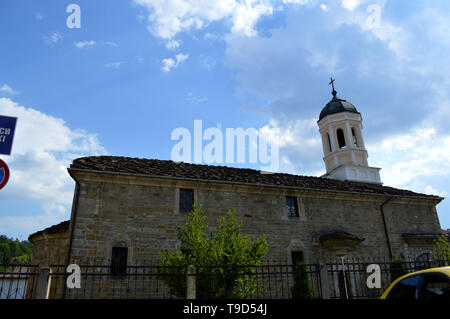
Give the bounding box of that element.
[317,79,381,184]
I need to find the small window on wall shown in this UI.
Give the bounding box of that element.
[291,251,304,266]
[180,189,194,213]
[291,251,304,275]
[286,196,299,217]
[337,129,346,148]
[111,247,128,276]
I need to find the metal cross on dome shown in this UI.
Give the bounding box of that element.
[329,77,337,97]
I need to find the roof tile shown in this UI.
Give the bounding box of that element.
[69,156,441,200]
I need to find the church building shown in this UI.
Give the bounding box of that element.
[29,85,444,277]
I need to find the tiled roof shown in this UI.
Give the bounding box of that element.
[69,156,442,200]
[28,220,70,242]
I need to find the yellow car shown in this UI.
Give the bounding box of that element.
[380,266,450,299]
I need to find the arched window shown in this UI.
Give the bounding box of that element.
[351,127,359,147]
[337,128,346,148]
[326,133,332,153]
[414,253,436,271]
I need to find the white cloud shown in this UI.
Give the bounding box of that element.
[0,98,106,237]
[162,58,176,72]
[186,92,207,102]
[35,12,44,20]
[342,0,361,11]
[424,185,448,198]
[162,53,189,72]
[74,40,96,48]
[282,0,312,4]
[199,56,217,71]
[258,117,322,175]
[104,61,125,68]
[204,32,219,40]
[133,0,276,39]
[103,41,118,47]
[230,2,273,37]
[43,32,63,46]
[166,39,181,50]
[0,84,19,95]
[369,127,450,194]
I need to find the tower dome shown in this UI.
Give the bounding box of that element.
[319,78,359,121]
[319,95,359,121]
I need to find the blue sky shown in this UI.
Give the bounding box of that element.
[0,0,449,239]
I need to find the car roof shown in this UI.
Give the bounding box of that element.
[397,266,450,282]
[381,266,450,299]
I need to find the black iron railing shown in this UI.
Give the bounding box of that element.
[46,260,321,299]
[2,257,448,299]
[0,264,39,299]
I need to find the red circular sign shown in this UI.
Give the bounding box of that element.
[0,159,10,190]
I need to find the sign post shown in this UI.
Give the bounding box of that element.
[0,115,17,155]
[0,115,17,190]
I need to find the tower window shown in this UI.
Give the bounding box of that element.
[351,128,359,147]
[326,133,332,153]
[337,129,346,148]
[286,196,299,217]
[180,189,194,213]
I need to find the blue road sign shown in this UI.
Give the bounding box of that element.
[0,115,17,155]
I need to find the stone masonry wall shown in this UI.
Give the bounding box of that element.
[68,170,442,266]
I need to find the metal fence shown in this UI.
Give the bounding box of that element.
[1,257,448,299]
[191,263,322,299]
[326,257,450,299]
[0,264,39,299]
[47,261,322,299]
[48,263,186,299]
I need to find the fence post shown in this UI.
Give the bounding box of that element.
[35,267,50,299]
[319,262,331,299]
[186,265,196,299]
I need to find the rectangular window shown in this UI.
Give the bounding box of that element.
[291,251,304,266]
[180,189,194,213]
[110,247,127,276]
[286,196,299,217]
[291,251,304,274]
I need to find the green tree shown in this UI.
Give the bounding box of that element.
[0,242,11,263]
[11,254,32,264]
[291,261,313,299]
[390,258,408,282]
[159,202,268,299]
[430,235,450,262]
[0,236,33,265]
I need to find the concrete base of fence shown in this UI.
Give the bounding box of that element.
[186,265,196,299]
[35,268,50,299]
[319,263,331,299]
